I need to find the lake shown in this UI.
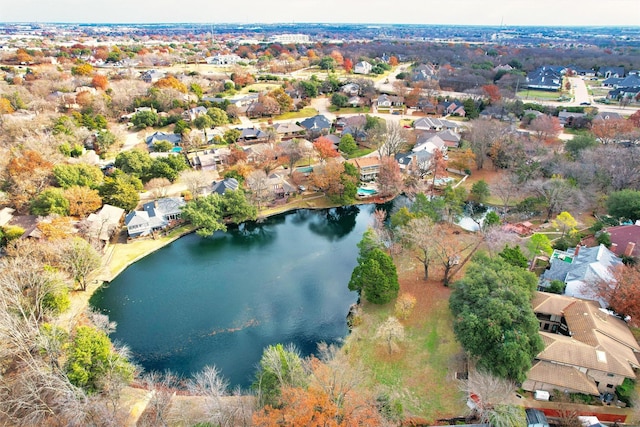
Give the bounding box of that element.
[90,205,381,389]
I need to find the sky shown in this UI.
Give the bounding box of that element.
[2,0,639,27]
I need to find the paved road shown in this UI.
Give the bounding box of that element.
[569,76,590,105]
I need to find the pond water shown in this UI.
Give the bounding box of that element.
[90,205,381,389]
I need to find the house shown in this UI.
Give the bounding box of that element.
[145,131,182,149]
[182,106,208,121]
[265,172,296,199]
[273,122,305,140]
[376,94,404,109]
[340,83,360,96]
[413,134,447,155]
[299,115,332,134]
[141,70,165,84]
[411,63,437,82]
[592,112,622,123]
[125,197,186,238]
[0,207,15,227]
[85,204,125,245]
[413,117,460,133]
[416,98,437,114]
[211,177,239,195]
[189,149,221,171]
[237,127,269,144]
[353,61,372,75]
[395,150,433,175]
[558,110,586,127]
[539,244,622,305]
[438,100,466,117]
[205,54,242,65]
[436,129,461,148]
[598,66,625,79]
[526,67,562,91]
[601,221,640,258]
[347,156,381,181]
[524,292,640,396]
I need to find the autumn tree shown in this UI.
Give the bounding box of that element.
[395,293,417,320]
[375,316,406,354]
[552,211,578,238]
[253,344,307,407]
[268,87,293,113]
[343,57,353,73]
[91,74,109,90]
[377,155,403,197]
[529,115,562,143]
[153,75,188,93]
[280,139,308,174]
[591,117,635,145]
[71,63,94,76]
[482,84,501,103]
[64,186,103,217]
[313,136,339,163]
[6,150,54,212]
[593,264,640,326]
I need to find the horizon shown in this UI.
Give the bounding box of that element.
[2,0,639,27]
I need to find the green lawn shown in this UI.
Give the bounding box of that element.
[272,107,319,121]
[328,106,371,114]
[517,90,563,100]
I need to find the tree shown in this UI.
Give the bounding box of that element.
[60,237,102,291]
[313,137,339,162]
[30,188,70,216]
[152,140,174,152]
[399,217,440,279]
[330,92,349,108]
[529,177,580,220]
[338,133,357,155]
[449,254,544,383]
[498,245,529,269]
[6,150,54,212]
[66,325,134,393]
[64,186,102,217]
[375,316,405,354]
[154,75,187,93]
[565,133,598,159]
[268,87,293,113]
[379,121,408,157]
[181,194,225,237]
[466,119,508,170]
[591,264,640,326]
[552,211,578,239]
[591,117,635,145]
[144,177,172,199]
[246,170,271,210]
[377,155,403,197]
[319,56,336,71]
[470,180,490,204]
[115,149,152,178]
[280,139,307,174]
[482,84,501,103]
[343,58,353,73]
[529,115,562,143]
[220,189,258,224]
[99,175,140,211]
[91,74,109,90]
[607,189,640,221]
[194,114,214,143]
[395,293,417,320]
[131,110,159,129]
[53,164,104,190]
[179,169,210,198]
[223,128,241,145]
[527,233,553,258]
[71,63,93,76]
[206,106,229,127]
[349,232,399,304]
[95,130,118,153]
[253,344,307,407]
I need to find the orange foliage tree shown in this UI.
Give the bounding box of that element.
[329,50,344,66]
[482,84,502,103]
[529,115,562,143]
[591,117,635,144]
[593,264,640,327]
[389,55,399,66]
[91,74,109,90]
[343,58,353,73]
[253,356,383,427]
[377,155,404,197]
[65,186,103,217]
[6,150,54,212]
[37,217,76,240]
[313,137,339,163]
[0,98,15,114]
[629,110,640,128]
[153,75,188,93]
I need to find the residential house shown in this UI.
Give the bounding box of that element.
[376,94,404,109]
[265,172,296,199]
[85,204,125,246]
[526,67,563,91]
[237,127,269,144]
[347,156,381,181]
[125,197,186,238]
[600,221,640,258]
[182,106,208,121]
[299,115,332,135]
[353,61,373,75]
[347,96,363,107]
[438,100,466,117]
[145,131,182,149]
[273,122,305,140]
[395,150,432,176]
[598,66,625,79]
[558,110,586,127]
[141,70,165,84]
[413,133,447,155]
[205,54,242,65]
[416,98,437,114]
[211,177,239,195]
[608,86,640,101]
[340,83,360,96]
[413,117,460,133]
[592,112,622,123]
[436,129,461,148]
[411,63,437,82]
[539,244,622,305]
[188,149,221,171]
[524,292,640,396]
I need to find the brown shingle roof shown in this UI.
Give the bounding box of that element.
[532,292,578,317]
[527,361,599,395]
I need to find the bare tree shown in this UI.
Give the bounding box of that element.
[246,170,272,210]
[466,119,509,170]
[375,316,406,354]
[527,177,582,220]
[399,217,441,279]
[379,121,408,157]
[459,369,522,427]
[180,169,211,198]
[491,174,521,212]
[59,237,103,291]
[145,177,172,199]
[138,371,181,427]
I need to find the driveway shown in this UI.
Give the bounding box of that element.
[569,76,590,105]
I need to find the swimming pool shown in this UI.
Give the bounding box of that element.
[296,166,313,174]
[357,187,378,196]
[171,146,183,153]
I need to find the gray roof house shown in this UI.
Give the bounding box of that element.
[299,115,332,133]
[598,66,625,79]
[182,106,208,121]
[413,117,459,132]
[353,61,372,75]
[211,177,239,195]
[86,204,125,244]
[526,67,562,91]
[146,131,182,148]
[125,197,186,238]
[539,244,621,305]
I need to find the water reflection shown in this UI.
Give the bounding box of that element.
[308,206,360,241]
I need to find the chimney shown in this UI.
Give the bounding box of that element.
[611,243,618,254]
[624,242,636,257]
[574,245,581,257]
